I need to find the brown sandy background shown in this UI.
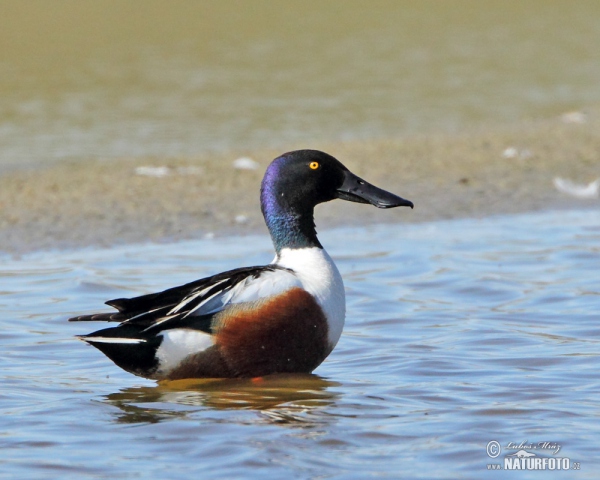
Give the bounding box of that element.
[1,111,598,254]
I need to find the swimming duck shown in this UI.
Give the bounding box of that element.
[70,150,413,380]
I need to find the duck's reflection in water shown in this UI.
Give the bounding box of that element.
[103,373,341,426]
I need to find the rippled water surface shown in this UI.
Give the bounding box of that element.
[1,209,599,478]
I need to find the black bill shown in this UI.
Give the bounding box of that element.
[336,169,414,209]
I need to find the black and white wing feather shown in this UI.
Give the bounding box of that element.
[69,265,299,334]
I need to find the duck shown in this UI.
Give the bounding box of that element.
[70,150,413,380]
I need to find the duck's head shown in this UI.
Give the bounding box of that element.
[261,150,413,212]
[261,150,413,251]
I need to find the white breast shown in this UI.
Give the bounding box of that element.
[275,247,346,347]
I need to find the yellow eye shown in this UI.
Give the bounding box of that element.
[309,162,319,170]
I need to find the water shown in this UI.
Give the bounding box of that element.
[2,1,600,170]
[1,209,598,478]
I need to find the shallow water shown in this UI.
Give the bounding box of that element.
[1,209,599,478]
[2,1,600,170]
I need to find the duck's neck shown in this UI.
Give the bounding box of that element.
[264,210,323,254]
[261,188,322,255]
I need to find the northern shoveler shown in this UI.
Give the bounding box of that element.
[70,150,413,380]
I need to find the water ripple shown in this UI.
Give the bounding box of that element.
[1,209,599,478]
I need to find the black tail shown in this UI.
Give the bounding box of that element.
[79,324,162,378]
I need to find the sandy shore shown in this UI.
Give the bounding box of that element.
[1,110,598,254]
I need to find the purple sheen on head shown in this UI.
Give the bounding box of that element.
[260,155,321,252]
[260,156,286,218]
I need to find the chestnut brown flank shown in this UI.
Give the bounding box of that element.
[216,287,330,377]
[166,345,233,380]
[166,287,330,380]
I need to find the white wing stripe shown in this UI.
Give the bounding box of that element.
[176,270,301,318]
[168,279,229,315]
[183,289,229,317]
[141,314,180,332]
[83,336,147,344]
[127,306,168,322]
